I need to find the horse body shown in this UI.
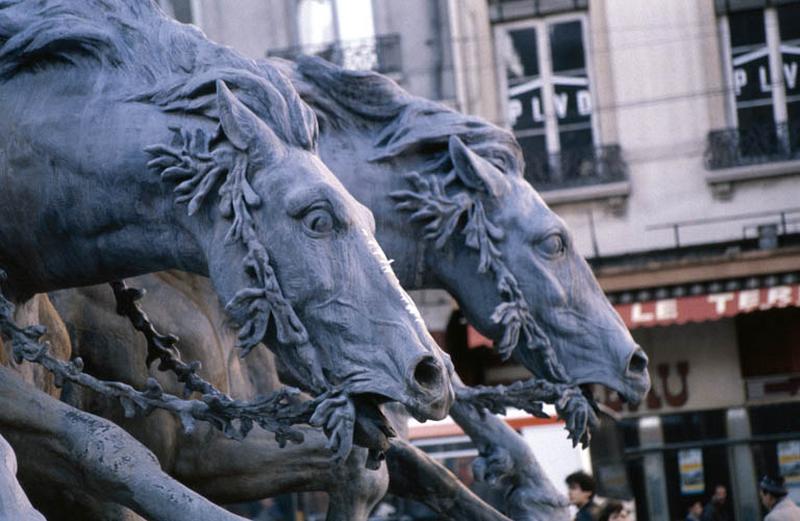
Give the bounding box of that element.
[0,76,202,297]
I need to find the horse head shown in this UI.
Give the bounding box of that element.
[394,135,649,404]
[145,80,454,456]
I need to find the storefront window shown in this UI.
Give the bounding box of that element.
[750,403,800,504]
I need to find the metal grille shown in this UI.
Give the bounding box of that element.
[522,144,627,191]
[704,121,800,169]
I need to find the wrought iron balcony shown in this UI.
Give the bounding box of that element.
[704,120,800,170]
[522,144,628,192]
[267,33,402,76]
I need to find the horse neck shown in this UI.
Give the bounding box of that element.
[0,72,214,297]
[318,133,439,290]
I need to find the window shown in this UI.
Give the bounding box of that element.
[496,16,622,191]
[295,0,379,71]
[714,2,800,165]
[158,0,194,24]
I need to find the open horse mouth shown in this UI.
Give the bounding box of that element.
[579,382,641,413]
[351,393,398,469]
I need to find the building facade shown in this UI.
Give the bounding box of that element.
[484,1,800,520]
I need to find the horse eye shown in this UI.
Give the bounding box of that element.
[538,233,567,258]
[302,208,334,236]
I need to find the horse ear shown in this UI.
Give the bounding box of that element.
[449,136,508,197]
[216,80,261,151]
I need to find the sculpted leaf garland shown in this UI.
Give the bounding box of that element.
[145,126,309,356]
[145,125,359,462]
[391,171,569,381]
[391,171,597,447]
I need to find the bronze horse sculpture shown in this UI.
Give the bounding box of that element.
[44,55,651,520]
[0,1,456,519]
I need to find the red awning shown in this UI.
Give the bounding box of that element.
[467,282,800,348]
[616,283,800,329]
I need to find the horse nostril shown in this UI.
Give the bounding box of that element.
[413,356,443,391]
[627,349,648,375]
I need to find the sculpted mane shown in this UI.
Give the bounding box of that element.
[281,56,523,177]
[0,0,317,150]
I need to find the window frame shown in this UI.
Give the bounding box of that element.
[493,12,600,156]
[718,7,789,132]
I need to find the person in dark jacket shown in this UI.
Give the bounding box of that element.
[566,471,599,521]
[686,499,704,521]
[702,484,731,521]
[598,501,628,521]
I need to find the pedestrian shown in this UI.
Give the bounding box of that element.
[759,475,800,520]
[702,484,731,521]
[598,500,628,521]
[566,470,599,521]
[686,499,704,521]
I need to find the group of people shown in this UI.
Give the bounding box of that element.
[685,478,800,521]
[563,472,800,521]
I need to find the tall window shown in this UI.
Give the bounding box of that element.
[496,16,597,189]
[723,3,800,158]
[296,0,377,71]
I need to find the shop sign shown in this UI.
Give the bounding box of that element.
[678,449,705,495]
[615,284,800,330]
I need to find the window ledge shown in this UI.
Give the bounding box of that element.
[706,159,800,200]
[541,180,631,208]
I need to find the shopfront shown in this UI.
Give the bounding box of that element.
[590,273,800,521]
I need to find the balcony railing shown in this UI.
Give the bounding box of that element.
[267,34,402,76]
[704,120,800,170]
[522,144,628,192]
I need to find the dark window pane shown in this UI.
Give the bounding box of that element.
[559,127,593,152]
[788,101,800,152]
[784,52,800,96]
[728,9,765,48]
[779,3,800,42]
[661,410,727,443]
[167,0,193,24]
[736,308,800,377]
[749,402,800,436]
[737,105,779,157]
[559,128,594,182]
[509,87,545,131]
[505,28,539,81]
[517,134,549,185]
[732,52,772,103]
[549,20,585,73]
[553,83,592,125]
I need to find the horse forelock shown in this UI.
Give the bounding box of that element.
[0,0,318,151]
[289,55,523,179]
